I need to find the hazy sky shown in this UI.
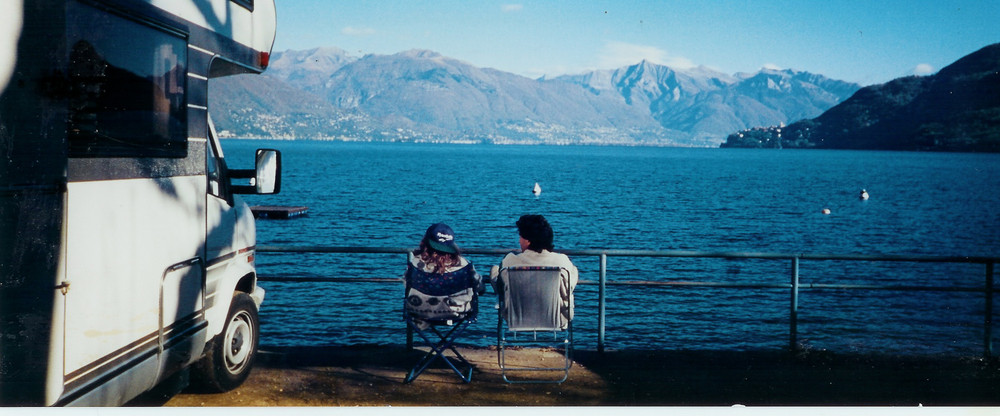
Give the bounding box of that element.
[273,1,999,85]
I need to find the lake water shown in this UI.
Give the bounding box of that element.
[225,139,1000,356]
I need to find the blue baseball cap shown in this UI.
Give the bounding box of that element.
[424,223,458,253]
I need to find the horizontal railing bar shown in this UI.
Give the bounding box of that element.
[257,275,785,289]
[258,276,403,283]
[595,280,788,288]
[561,249,998,264]
[257,275,990,293]
[802,283,988,292]
[257,245,415,254]
[593,281,990,292]
[256,245,1000,264]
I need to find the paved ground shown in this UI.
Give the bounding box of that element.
[133,345,1000,407]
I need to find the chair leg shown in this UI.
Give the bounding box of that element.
[404,320,474,383]
[497,328,573,384]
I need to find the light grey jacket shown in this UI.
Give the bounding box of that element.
[489,249,578,323]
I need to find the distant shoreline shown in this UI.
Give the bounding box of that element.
[220,136,1000,152]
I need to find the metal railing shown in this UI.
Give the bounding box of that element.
[256,245,998,358]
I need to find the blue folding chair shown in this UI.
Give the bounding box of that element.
[495,266,573,383]
[403,262,479,383]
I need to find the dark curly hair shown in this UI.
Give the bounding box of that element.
[516,214,554,252]
[413,227,462,273]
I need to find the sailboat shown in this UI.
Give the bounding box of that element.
[532,182,541,196]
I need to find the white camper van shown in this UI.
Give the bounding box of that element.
[0,0,279,406]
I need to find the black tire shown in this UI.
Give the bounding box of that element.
[193,292,259,392]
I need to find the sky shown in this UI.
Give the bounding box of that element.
[273,1,999,86]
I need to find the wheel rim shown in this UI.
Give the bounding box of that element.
[224,310,254,374]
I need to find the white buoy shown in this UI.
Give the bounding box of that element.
[532,182,541,196]
[859,189,869,200]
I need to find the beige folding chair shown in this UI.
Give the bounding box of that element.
[495,266,573,383]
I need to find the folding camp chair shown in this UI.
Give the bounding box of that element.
[403,263,478,383]
[496,266,573,383]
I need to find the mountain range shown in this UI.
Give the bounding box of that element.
[209,46,860,146]
[722,43,1000,152]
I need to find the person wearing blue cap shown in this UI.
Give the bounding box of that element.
[404,223,485,323]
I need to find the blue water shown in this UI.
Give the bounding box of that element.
[225,140,1000,356]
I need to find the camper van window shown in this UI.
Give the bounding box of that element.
[67,3,187,158]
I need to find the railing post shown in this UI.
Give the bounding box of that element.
[790,256,800,353]
[985,261,994,359]
[598,253,607,353]
[405,252,413,351]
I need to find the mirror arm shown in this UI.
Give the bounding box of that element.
[229,169,255,179]
[229,169,256,194]
[231,185,256,194]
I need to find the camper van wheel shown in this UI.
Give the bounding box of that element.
[194,292,259,392]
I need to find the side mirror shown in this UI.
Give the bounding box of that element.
[231,148,281,195]
[254,149,281,194]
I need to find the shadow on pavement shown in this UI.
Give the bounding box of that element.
[572,348,1000,406]
[134,345,1000,406]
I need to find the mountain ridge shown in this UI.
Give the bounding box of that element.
[211,47,859,146]
[722,42,1000,151]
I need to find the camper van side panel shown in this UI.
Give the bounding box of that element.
[0,0,69,405]
[57,1,208,405]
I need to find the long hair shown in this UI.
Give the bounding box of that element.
[516,214,554,252]
[413,239,462,273]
